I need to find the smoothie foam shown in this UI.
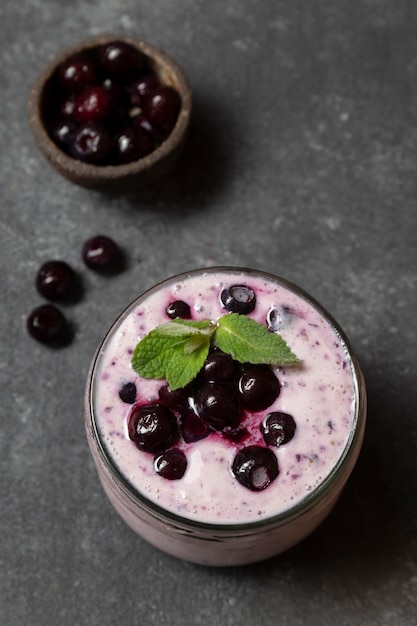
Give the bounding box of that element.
[87,269,364,535]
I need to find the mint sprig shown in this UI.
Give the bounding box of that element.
[131,314,300,390]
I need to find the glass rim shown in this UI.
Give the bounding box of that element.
[86,266,366,534]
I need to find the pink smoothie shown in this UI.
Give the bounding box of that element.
[85,268,366,565]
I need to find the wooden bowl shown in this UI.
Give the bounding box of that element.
[27,35,192,193]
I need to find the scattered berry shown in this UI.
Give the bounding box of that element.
[82,235,120,271]
[26,304,69,344]
[261,412,297,447]
[35,260,75,299]
[220,284,256,314]
[239,364,280,411]
[119,382,137,404]
[128,403,178,453]
[154,448,187,480]
[166,300,191,320]
[232,446,279,491]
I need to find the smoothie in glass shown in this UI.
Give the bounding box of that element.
[85,267,366,566]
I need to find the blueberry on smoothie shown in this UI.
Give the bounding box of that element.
[166,300,192,319]
[154,449,187,480]
[119,382,137,404]
[220,284,256,314]
[261,412,297,447]
[238,364,281,411]
[232,446,279,491]
[128,403,178,453]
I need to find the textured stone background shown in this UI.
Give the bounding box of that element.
[1,1,416,624]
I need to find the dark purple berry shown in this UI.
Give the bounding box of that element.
[261,412,297,447]
[36,260,75,299]
[239,364,280,411]
[82,235,120,271]
[220,284,256,314]
[58,94,77,117]
[119,382,137,404]
[128,403,178,453]
[114,126,155,164]
[26,304,69,344]
[98,41,147,78]
[132,115,161,142]
[50,119,77,148]
[126,73,160,106]
[232,445,279,491]
[70,122,112,164]
[141,85,181,131]
[267,305,294,332]
[154,448,187,480]
[195,383,242,431]
[179,409,211,443]
[74,85,113,123]
[58,53,97,93]
[166,300,191,320]
[158,383,191,413]
[201,351,239,383]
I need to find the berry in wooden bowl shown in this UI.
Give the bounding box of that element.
[28,35,192,192]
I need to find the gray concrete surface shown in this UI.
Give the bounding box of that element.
[1,1,416,624]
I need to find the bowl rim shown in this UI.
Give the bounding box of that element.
[27,34,192,184]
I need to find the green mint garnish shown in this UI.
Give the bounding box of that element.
[131,314,300,390]
[216,313,299,365]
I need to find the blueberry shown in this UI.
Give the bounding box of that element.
[26,304,69,344]
[195,382,242,431]
[239,364,281,412]
[232,445,279,491]
[70,122,112,164]
[200,351,240,383]
[98,41,147,78]
[82,235,120,271]
[126,74,160,106]
[128,403,178,453]
[114,126,155,164]
[35,260,75,300]
[166,300,191,319]
[119,382,137,404]
[158,383,191,413]
[154,448,187,480]
[220,284,256,314]
[74,85,113,123]
[261,412,297,447]
[267,305,294,332]
[57,53,97,93]
[141,85,181,132]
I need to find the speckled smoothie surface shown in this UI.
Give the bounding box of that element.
[92,270,357,525]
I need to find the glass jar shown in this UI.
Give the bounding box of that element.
[84,268,366,566]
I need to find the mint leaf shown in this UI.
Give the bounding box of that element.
[131,311,300,390]
[216,313,300,366]
[156,319,214,337]
[131,324,213,390]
